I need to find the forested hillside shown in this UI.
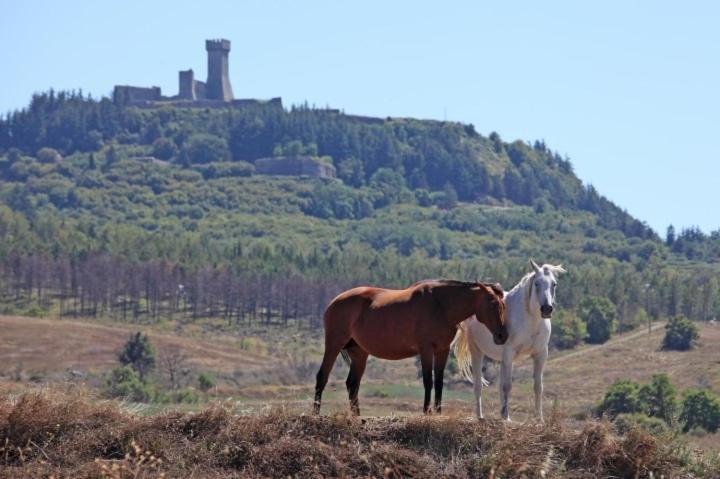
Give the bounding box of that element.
[0,90,718,341]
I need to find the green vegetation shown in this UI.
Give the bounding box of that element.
[118,332,156,380]
[598,374,720,434]
[0,90,718,351]
[105,365,155,402]
[679,388,720,433]
[662,315,700,351]
[597,379,645,418]
[579,296,618,344]
[198,372,217,392]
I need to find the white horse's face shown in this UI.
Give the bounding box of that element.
[530,260,565,318]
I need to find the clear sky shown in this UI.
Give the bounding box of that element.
[2,1,718,235]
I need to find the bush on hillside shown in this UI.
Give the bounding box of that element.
[552,311,587,350]
[597,379,645,419]
[105,366,154,402]
[662,315,699,351]
[580,296,617,344]
[179,133,230,165]
[639,373,677,424]
[679,388,720,433]
[118,332,156,380]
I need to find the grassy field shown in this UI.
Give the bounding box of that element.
[1,314,719,476]
[1,315,719,440]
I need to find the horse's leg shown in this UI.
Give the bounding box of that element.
[533,348,548,423]
[345,344,369,416]
[470,347,485,419]
[499,348,514,421]
[433,347,450,414]
[419,348,434,414]
[314,333,351,415]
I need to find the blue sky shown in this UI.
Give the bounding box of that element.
[2,1,718,235]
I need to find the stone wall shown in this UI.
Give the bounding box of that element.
[113,86,162,105]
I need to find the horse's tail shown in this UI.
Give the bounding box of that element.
[452,321,488,386]
[452,322,474,383]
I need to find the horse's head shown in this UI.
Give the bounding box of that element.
[474,282,508,345]
[528,259,567,319]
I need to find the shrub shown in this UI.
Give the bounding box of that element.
[194,161,254,179]
[662,315,699,351]
[414,189,432,207]
[118,332,156,380]
[639,373,677,424]
[552,311,587,350]
[198,372,216,392]
[151,137,178,160]
[105,366,154,402]
[179,133,230,165]
[614,413,669,435]
[580,296,617,344]
[597,379,645,419]
[172,387,201,404]
[36,147,62,164]
[679,388,720,433]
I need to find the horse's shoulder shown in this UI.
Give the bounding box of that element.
[331,286,378,304]
[371,287,416,307]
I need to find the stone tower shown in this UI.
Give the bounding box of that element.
[205,39,234,101]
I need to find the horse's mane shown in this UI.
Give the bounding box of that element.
[410,279,503,298]
[507,264,566,313]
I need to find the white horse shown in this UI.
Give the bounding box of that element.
[454,260,566,421]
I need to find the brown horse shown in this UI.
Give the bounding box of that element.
[313,280,507,415]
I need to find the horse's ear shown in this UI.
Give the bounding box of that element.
[530,259,541,273]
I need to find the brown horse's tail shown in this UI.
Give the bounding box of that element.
[340,349,351,367]
[452,323,474,383]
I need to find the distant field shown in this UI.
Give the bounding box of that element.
[1,315,719,426]
[0,315,268,375]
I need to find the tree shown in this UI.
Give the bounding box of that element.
[152,137,178,161]
[666,225,676,246]
[179,133,230,165]
[434,182,458,210]
[159,347,189,390]
[679,388,720,433]
[662,315,699,351]
[552,312,587,350]
[638,373,677,424]
[118,332,156,380]
[579,296,617,344]
[597,379,645,418]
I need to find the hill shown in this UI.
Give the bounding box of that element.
[0,91,719,332]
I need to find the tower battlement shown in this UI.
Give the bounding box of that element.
[205,39,231,51]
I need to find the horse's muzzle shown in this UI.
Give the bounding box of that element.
[540,304,553,318]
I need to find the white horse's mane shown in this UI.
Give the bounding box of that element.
[506,264,566,313]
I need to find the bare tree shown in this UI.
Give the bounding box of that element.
[159,347,190,390]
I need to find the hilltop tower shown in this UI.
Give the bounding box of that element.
[205,39,234,101]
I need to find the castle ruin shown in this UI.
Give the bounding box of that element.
[113,39,280,108]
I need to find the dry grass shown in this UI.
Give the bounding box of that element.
[0,387,716,478]
[0,315,267,376]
